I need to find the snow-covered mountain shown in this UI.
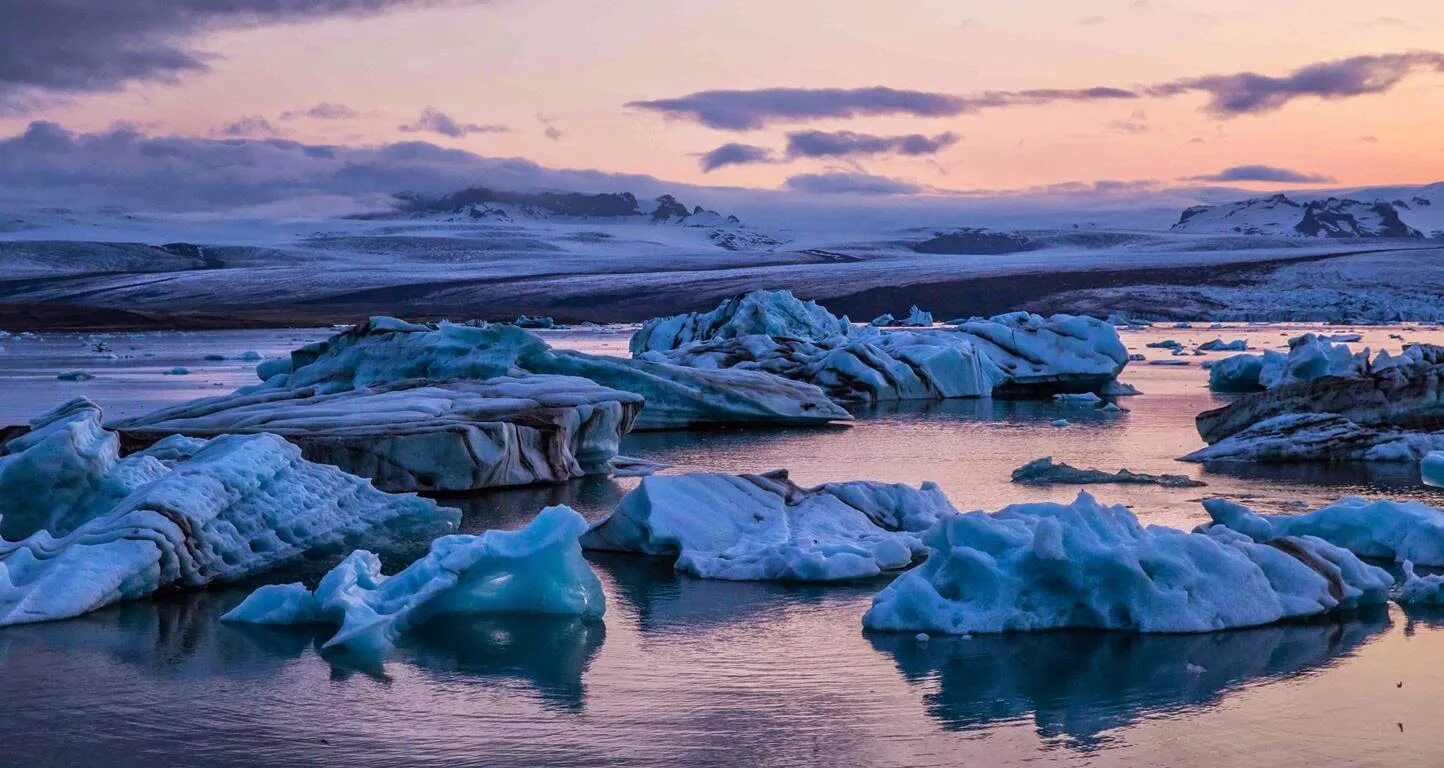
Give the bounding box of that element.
[389,187,741,227]
[1172,190,1438,239]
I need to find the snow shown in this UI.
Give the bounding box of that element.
[256,318,851,430]
[580,470,957,581]
[1171,194,1423,238]
[0,398,459,626]
[1011,457,1204,488]
[111,376,643,492]
[223,505,604,659]
[862,492,1391,635]
[1201,496,1444,566]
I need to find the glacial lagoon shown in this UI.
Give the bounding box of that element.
[0,323,1441,767]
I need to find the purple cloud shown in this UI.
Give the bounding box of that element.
[628,86,1135,130]
[0,1,486,113]
[699,143,775,172]
[216,115,277,136]
[785,130,960,159]
[784,171,923,195]
[280,102,359,120]
[1152,52,1444,116]
[398,107,509,138]
[1183,165,1336,183]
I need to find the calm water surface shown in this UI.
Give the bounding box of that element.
[1,322,1442,766]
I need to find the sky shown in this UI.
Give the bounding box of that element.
[2,0,1443,212]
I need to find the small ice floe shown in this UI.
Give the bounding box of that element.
[161,366,190,375]
[610,455,671,478]
[1101,380,1142,396]
[203,354,226,361]
[1198,338,1249,352]
[1101,402,1128,413]
[1146,340,1182,349]
[514,314,556,329]
[55,371,93,381]
[1148,360,1191,366]
[1172,322,1193,329]
[223,506,604,659]
[1052,392,1102,405]
[1050,418,1070,427]
[915,632,930,643]
[1128,353,1146,362]
[897,305,934,327]
[237,351,264,361]
[1396,561,1444,605]
[1011,457,1204,488]
[869,313,895,327]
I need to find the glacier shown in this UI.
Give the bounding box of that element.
[0,398,460,626]
[580,470,957,581]
[223,505,604,659]
[862,492,1391,635]
[111,376,642,493]
[1200,496,1444,566]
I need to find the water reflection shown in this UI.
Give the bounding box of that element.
[869,609,1390,750]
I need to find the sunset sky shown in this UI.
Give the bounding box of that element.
[3,0,1444,204]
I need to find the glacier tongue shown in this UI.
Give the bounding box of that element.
[0,398,459,626]
[223,505,605,659]
[581,470,957,581]
[862,491,1391,635]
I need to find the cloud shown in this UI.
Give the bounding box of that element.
[536,113,563,141]
[216,115,277,136]
[784,130,960,159]
[627,86,1136,130]
[1150,52,1444,116]
[1183,165,1336,183]
[280,102,359,120]
[0,1,484,113]
[631,52,1444,131]
[1107,110,1150,134]
[0,120,680,213]
[398,107,509,138]
[699,143,776,172]
[784,171,923,195]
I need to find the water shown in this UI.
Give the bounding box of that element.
[1,322,1442,766]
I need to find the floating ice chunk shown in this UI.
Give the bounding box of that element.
[1183,413,1444,463]
[162,367,190,375]
[237,351,264,361]
[1052,392,1102,405]
[223,506,604,658]
[898,306,934,327]
[1207,352,1277,392]
[1260,334,1368,388]
[514,315,555,329]
[631,290,851,353]
[1146,340,1182,349]
[1127,353,1146,362]
[869,313,895,327]
[1011,457,1204,487]
[55,371,92,381]
[1423,451,1444,488]
[581,470,956,581]
[0,399,459,626]
[950,312,1128,394]
[1198,338,1248,352]
[862,492,1391,635]
[1101,380,1142,396]
[254,357,292,380]
[1201,496,1444,566]
[1148,360,1190,366]
[1396,561,1444,604]
[1050,419,1070,427]
[203,354,226,361]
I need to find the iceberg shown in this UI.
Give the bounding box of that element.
[581,470,957,581]
[897,306,934,327]
[111,376,642,492]
[1424,451,1444,487]
[862,492,1390,635]
[1208,334,1368,393]
[0,399,459,626]
[632,291,1127,402]
[1182,413,1444,463]
[223,505,604,659]
[1208,352,1274,392]
[254,318,850,430]
[630,289,852,353]
[1198,338,1249,352]
[1201,496,1444,566]
[1011,457,1204,488]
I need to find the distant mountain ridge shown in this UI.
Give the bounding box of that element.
[1172,187,1441,238]
[391,187,740,226]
